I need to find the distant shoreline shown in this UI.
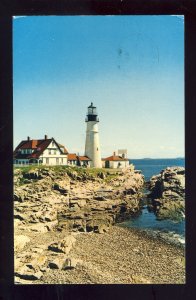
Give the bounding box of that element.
[129,157,185,160]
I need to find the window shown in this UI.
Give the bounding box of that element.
[22,149,30,154]
[56,158,59,165]
[49,150,51,155]
[54,150,56,155]
[46,158,49,164]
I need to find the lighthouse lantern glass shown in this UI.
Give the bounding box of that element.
[88,106,97,116]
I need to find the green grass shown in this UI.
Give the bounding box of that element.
[14,164,47,172]
[14,165,122,184]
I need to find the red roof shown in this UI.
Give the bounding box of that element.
[78,156,91,161]
[102,155,128,161]
[14,138,66,159]
[17,139,39,150]
[67,153,78,161]
[30,139,52,158]
[67,154,91,162]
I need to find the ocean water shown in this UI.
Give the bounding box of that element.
[120,158,185,246]
[130,158,185,181]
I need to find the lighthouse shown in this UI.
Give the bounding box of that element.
[85,102,102,168]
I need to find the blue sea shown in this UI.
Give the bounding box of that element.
[119,158,185,246]
[130,158,185,181]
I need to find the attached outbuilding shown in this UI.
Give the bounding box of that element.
[67,153,78,166]
[67,154,91,167]
[78,156,91,167]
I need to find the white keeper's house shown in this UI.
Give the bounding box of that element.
[13,135,68,166]
[102,151,129,169]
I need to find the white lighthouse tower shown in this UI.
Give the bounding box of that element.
[85,102,102,168]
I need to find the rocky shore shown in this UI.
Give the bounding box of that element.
[14,165,185,284]
[14,165,144,283]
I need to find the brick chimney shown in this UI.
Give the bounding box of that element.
[113,151,116,156]
[44,135,48,140]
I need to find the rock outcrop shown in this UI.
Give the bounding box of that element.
[14,165,144,283]
[14,166,144,234]
[148,167,185,220]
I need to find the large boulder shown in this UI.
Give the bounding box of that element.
[14,235,31,252]
[148,167,185,220]
[15,267,43,281]
[62,258,81,269]
[48,235,76,254]
[149,167,185,201]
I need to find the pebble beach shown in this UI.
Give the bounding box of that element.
[16,225,185,285]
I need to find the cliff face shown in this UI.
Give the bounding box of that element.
[148,167,185,220]
[14,166,144,234]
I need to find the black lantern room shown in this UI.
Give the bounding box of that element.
[85,102,99,122]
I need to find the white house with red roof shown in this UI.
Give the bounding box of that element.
[14,135,68,166]
[102,152,129,169]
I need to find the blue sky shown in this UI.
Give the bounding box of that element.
[13,15,184,158]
